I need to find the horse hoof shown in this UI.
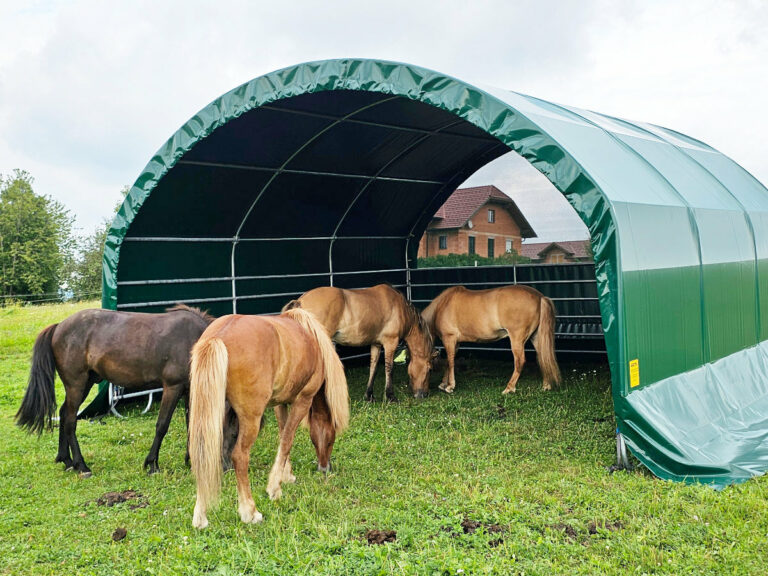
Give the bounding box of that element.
[250,511,264,524]
[79,471,93,479]
[502,388,516,395]
[266,487,282,501]
[385,396,399,403]
[364,395,377,403]
[147,466,160,476]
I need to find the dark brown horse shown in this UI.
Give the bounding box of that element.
[189,308,349,528]
[422,285,561,394]
[283,284,434,401]
[16,304,213,476]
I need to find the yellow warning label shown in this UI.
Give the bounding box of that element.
[629,359,640,388]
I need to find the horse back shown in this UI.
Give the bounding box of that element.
[52,308,209,387]
[202,315,320,405]
[434,285,543,341]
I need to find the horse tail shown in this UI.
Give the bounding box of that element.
[283,308,349,433]
[16,324,59,434]
[281,299,302,313]
[533,297,561,387]
[189,336,228,527]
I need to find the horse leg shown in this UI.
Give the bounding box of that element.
[184,393,190,466]
[364,345,381,402]
[144,381,183,474]
[439,336,458,393]
[266,395,312,501]
[232,408,265,524]
[382,339,399,402]
[273,405,296,484]
[503,336,526,394]
[55,403,73,470]
[61,375,94,477]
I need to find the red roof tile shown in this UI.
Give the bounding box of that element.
[520,240,592,260]
[429,185,536,238]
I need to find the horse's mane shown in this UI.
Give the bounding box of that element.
[166,303,215,324]
[403,297,434,354]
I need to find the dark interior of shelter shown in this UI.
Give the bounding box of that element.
[117,90,605,358]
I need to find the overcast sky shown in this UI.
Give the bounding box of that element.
[1,0,766,242]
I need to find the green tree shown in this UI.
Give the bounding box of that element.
[70,220,109,298]
[0,170,74,298]
[69,185,129,299]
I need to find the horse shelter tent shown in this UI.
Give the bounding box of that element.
[90,59,768,488]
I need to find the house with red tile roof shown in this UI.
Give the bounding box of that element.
[519,240,593,264]
[417,185,536,259]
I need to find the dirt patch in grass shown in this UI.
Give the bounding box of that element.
[588,520,624,534]
[94,490,147,510]
[549,522,578,541]
[365,529,396,545]
[111,527,127,542]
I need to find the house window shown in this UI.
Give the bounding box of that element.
[550,253,564,264]
[468,236,476,255]
[488,238,495,258]
[488,209,495,223]
[439,235,447,250]
[505,239,513,253]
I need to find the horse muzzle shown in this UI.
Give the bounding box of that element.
[413,390,428,399]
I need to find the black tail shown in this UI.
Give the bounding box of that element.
[16,324,58,434]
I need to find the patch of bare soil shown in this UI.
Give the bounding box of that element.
[588,520,624,534]
[94,490,147,510]
[365,529,396,545]
[111,527,127,542]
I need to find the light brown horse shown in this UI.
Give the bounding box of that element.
[282,284,434,401]
[189,308,349,529]
[421,285,561,394]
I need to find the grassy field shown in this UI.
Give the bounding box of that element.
[1,302,767,575]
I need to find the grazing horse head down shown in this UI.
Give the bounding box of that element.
[283,284,435,402]
[189,308,349,529]
[423,285,561,394]
[403,300,434,398]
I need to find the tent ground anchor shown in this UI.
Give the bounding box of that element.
[610,430,633,473]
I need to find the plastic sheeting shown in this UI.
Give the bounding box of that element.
[97,59,768,486]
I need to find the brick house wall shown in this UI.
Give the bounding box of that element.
[418,202,523,258]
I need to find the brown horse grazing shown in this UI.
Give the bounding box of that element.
[189,308,349,529]
[421,285,561,394]
[15,305,213,476]
[282,284,434,401]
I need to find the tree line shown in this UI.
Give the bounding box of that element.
[0,170,117,304]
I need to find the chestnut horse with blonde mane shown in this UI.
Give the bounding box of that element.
[189,308,349,529]
[282,284,434,401]
[422,285,561,394]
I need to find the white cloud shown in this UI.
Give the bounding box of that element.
[0,0,765,236]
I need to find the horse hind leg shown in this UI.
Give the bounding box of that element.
[364,345,381,402]
[59,373,94,477]
[267,395,313,501]
[55,403,73,470]
[438,336,458,394]
[502,336,526,395]
[232,408,265,524]
[144,381,184,474]
[274,405,296,484]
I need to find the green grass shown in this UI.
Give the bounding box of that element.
[1,302,767,575]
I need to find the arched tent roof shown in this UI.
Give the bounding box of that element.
[103,59,768,486]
